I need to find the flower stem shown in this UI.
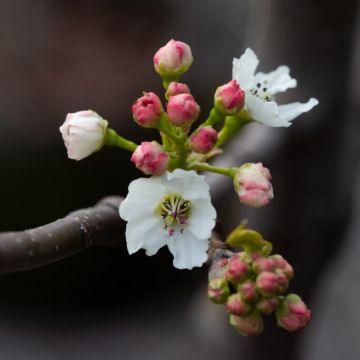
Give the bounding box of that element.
[202,107,225,127]
[189,162,236,177]
[216,112,251,147]
[105,128,138,152]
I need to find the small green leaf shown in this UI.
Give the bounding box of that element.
[226,223,273,256]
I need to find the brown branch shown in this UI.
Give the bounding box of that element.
[0,196,125,274]
[0,196,229,275]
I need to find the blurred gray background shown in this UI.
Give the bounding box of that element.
[0,0,359,359]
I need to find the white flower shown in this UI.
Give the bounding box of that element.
[119,169,217,270]
[60,110,108,160]
[232,48,319,127]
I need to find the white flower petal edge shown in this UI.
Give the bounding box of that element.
[232,48,319,127]
[119,169,217,270]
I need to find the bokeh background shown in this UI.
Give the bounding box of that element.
[0,0,359,359]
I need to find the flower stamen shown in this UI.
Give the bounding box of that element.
[156,193,191,229]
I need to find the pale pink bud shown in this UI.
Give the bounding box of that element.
[59,110,108,161]
[276,270,289,294]
[225,254,249,284]
[167,93,200,127]
[131,141,169,176]
[208,278,230,304]
[271,254,294,279]
[189,126,218,154]
[230,311,264,336]
[238,280,258,303]
[165,82,190,99]
[132,92,163,128]
[256,297,279,315]
[208,258,229,281]
[252,257,276,274]
[276,294,311,331]
[234,162,274,208]
[256,271,279,297]
[226,293,252,316]
[214,80,245,115]
[153,39,193,78]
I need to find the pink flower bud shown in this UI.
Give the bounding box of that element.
[234,162,274,208]
[276,294,311,331]
[252,257,276,274]
[153,39,193,78]
[270,254,294,279]
[276,270,289,293]
[208,277,230,304]
[59,110,108,161]
[189,126,218,154]
[131,141,169,176]
[132,92,163,128]
[225,254,249,284]
[256,297,279,315]
[214,80,245,115]
[238,280,258,303]
[256,271,279,297]
[165,82,190,99]
[230,311,264,336]
[226,294,252,316]
[167,93,200,127]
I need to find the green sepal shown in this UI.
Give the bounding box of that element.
[226,223,273,256]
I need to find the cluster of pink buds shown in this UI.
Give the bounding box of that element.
[208,249,310,335]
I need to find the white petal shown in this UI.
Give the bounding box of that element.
[119,177,165,221]
[188,199,216,240]
[245,93,291,127]
[232,48,259,89]
[67,127,104,160]
[167,229,208,270]
[126,216,167,255]
[254,66,297,95]
[278,98,319,123]
[163,169,211,201]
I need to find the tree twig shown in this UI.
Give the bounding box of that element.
[0,196,125,274]
[0,196,229,275]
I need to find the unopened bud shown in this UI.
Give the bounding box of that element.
[226,293,252,316]
[234,162,274,208]
[131,141,169,176]
[153,39,193,80]
[208,278,230,304]
[189,126,218,154]
[276,270,289,293]
[60,110,108,161]
[256,297,279,315]
[132,92,163,128]
[256,271,279,297]
[208,257,229,281]
[253,257,276,274]
[214,80,245,115]
[225,254,249,284]
[167,93,200,127]
[276,294,311,332]
[165,82,190,99]
[230,311,264,336]
[238,280,258,303]
[271,254,294,279]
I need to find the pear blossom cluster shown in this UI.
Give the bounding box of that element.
[208,234,311,335]
[59,39,317,334]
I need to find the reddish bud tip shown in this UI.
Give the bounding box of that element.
[132,92,163,128]
[225,254,249,284]
[167,93,200,127]
[208,277,230,304]
[214,80,245,115]
[189,126,218,154]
